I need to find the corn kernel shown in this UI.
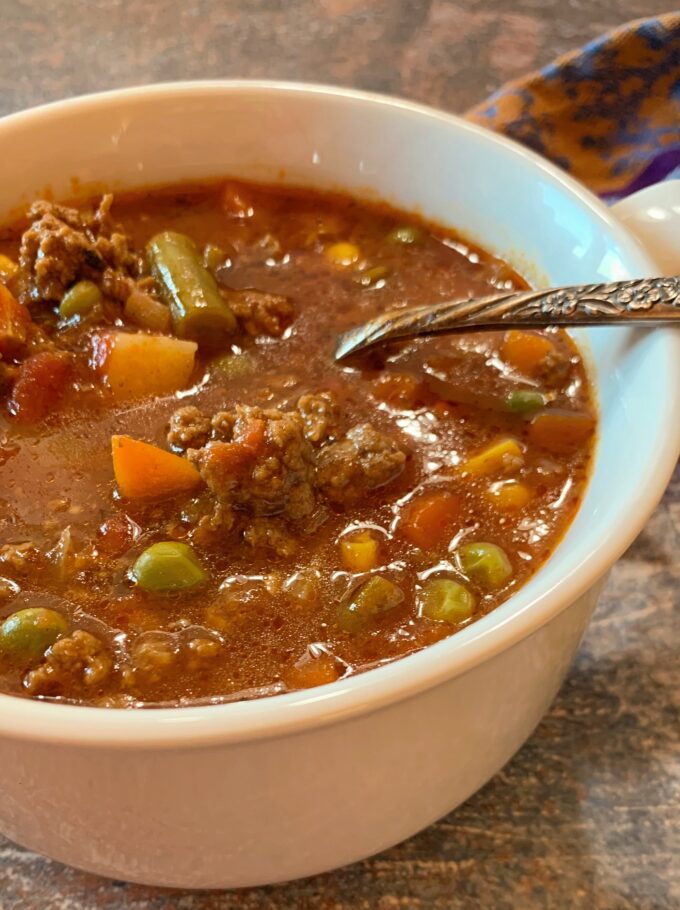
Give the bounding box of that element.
[462,437,524,477]
[487,480,532,511]
[341,530,379,573]
[326,242,360,267]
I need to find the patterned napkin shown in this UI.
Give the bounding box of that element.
[467,13,680,202]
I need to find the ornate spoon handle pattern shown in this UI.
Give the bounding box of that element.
[335,275,680,361]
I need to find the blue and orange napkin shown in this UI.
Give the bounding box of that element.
[467,13,680,202]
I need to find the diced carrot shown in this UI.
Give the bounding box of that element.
[285,654,340,689]
[462,437,524,477]
[0,284,31,359]
[111,435,202,500]
[399,490,461,549]
[341,530,379,572]
[372,372,425,408]
[8,351,71,423]
[502,330,555,376]
[528,410,595,454]
[93,331,197,401]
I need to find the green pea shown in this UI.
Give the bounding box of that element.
[506,390,546,415]
[59,280,102,319]
[455,542,513,590]
[418,578,475,625]
[131,541,207,593]
[387,225,426,245]
[354,265,390,288]
[0,608,68,661]
[337,575,404,633]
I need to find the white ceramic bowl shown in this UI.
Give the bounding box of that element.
[0,83,678,889]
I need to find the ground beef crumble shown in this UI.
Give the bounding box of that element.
[24,629,113,696]
[242,517,298,557]
[16,197,294,347]
[126,632,222,690]
[223,288,293,337]
[317,423,407,504]
[18,196,145,305]
[190,404,318,521]
[297,391,339,444]
[167,406,213,451]
[128,635,177,685]
[168,391,408,552]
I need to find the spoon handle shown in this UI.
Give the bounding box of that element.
[335,275,680,361]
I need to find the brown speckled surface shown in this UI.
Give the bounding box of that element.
[0,1,678,907]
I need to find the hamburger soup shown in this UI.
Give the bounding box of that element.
[0,180,595,707]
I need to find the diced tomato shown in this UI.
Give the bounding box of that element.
[203,438,258,481]
[8,351,72,423]
[398,490,461,549]
[0,284,31,359]
[97,514,141,556]
[236,417,266,455]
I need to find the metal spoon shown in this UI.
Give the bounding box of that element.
[335,275,680,361]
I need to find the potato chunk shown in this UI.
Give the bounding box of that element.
[93,331,196,400]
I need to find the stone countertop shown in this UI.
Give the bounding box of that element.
[0,1,677,907]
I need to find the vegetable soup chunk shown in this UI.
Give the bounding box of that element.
[0,179,595,707]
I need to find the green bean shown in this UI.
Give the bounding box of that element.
[147,231,237,345]
[131,541,207,593]
[418,578,475,625]
[0,608,68,661]
[455,542,513,590]
[59,280,102,319]
[336,575,404,633]
[506,389,546,415]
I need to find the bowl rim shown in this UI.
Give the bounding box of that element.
[1,79,678,748]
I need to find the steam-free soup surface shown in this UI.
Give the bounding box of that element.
[0,181,595,706]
